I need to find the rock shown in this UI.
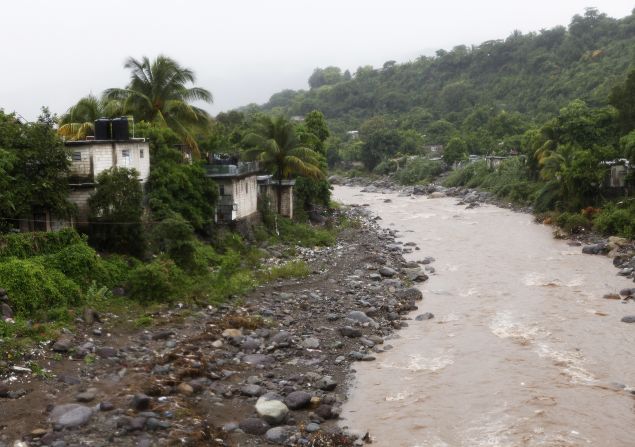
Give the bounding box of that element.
[620,288,635,297]
[222,328,242,338]
[176,383,194,395]
[82,308,98,325]
[604,293,621,300]
[271,331,292,345]
[618,268,634,276]
[255,396,289,425]
[404,269,429,282]
[243,354,274,366]
[239,418,270,435]
[52,335,73,352]
[151,330,174,340]
[582,243,608,255]
[303,337,320,349]
[346,310,375,325]
[317,376,337,391]
[621,316,635,323]
[338,326,362,338]
[99,402,114,411]
[395,288,423,301]
[379,266,397,277]
[130,394,151,411]
[315,404,336,420]
[240,384,264,397]
[49,404,92,428]
[415,312,434,321]
[265,426,293,445]
[96,347,118,358]
[75,389,96,402]
[284,391,312,410]
[306,422,320,432]
[242,337,260,353]
[1,303,13,320]
[146,418,171,431]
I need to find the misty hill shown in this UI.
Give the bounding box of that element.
[257,8,635,134]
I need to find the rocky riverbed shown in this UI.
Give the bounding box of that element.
[0,206,433,447]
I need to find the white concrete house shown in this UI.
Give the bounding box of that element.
[206,161,261,223]
[66,139,150,227]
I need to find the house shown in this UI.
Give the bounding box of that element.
[205,157,261,223]
[66,120,150,228]
[346,130,359,140]
[257,175,295,219]
[19,118,150,232]
[424,144,444,155]
[485,155,509,170]
[601,159,632,189]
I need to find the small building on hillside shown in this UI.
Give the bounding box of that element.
[19,119,150,232]
[346,130,360,140]
[485,155,509,170]
[601,158,632,190]
[205,159,261,223]
[257,175,295,219]
[66,138,150,228]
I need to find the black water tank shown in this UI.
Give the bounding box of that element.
[111,117,130,141]
[94,118,111,140]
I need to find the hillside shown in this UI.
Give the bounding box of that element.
[257,8,635,135]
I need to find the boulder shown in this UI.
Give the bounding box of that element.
[239,418,270,435]
[284,391,312,410]
[48,404,92,428]
[255,396,289,425]
[265,426,293,445]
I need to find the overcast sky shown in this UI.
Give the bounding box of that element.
[1,0,633,121]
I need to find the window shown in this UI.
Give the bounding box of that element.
[140,149,144,158]
[219,184,225,195]
[72,152,82,161]
[121,149,130,167]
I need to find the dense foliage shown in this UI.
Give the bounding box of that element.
[88,167,145,256]
[0,109,74,231]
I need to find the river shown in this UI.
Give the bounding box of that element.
[334,186,635,447]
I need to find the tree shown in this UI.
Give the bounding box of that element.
[104,55,213,157]
[88,167,144,256]
[609,69,635,133]
[443,137,468,165]
[58,94,122,140]
[243,115,323,213]
[0,109,74,231]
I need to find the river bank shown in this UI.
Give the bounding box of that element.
[0,206,433,447]
[334,185,635,446]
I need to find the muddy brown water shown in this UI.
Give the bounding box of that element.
[334,186,635,447]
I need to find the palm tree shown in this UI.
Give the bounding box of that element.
[104,55,212,157]
[243,115,323,214]
[58,94,122,140]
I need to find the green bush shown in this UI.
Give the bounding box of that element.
[276,218,335,247]
[0,228,84,260]
[43,243,103,287]
[259,261,310,282]
[0,258,82,317]
[593,203,635,238]
[555,212,592,234]
[394,159,444,185]
[127,258,188,303]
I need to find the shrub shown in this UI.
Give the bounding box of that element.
[44,243,103,287]
[0,258,82,317]
[394,159,444,185]
[555,212,592,234]
[259,261,310,282]
[593,203,635,238]
[0,228,83,260]
[276,218,335,247]
[127,258,187,303]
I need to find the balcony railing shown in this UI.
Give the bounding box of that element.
[205,161,260,176]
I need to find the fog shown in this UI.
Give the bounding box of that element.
[1,0,632,120]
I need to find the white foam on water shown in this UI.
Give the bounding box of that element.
[384,391,411,401]
[534,342,596,384]
[440,313,460,323]
[489,312,549,344]
[380,353,454,372]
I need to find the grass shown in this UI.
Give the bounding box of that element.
[258,260,310,282]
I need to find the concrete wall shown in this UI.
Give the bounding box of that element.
[259,184,293,219]
[68,141,150,183]
[232,176,258,220]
